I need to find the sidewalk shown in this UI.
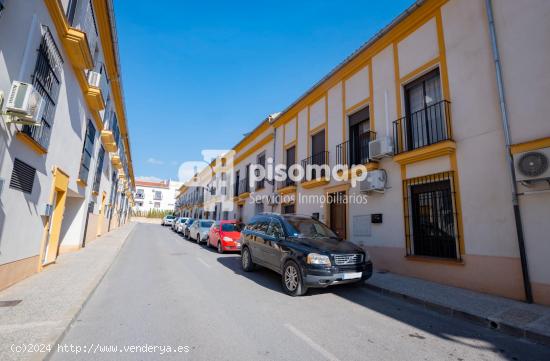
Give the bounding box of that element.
[365,271,550,346]
[0,222,136,361]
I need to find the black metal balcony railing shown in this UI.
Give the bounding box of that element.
[300,151,329,182]
[336,131,376,167]
[277,177,296,190]
[135,193,144,200]
[238,178,250,195]
[393,100,452,155]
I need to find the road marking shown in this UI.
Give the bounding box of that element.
[196,257,211,268]
[284,323,340,361]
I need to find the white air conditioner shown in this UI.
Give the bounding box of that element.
[4,81,44,125]
[369,137,394,160]
[87,71,101,88]
[514,147,550,183]
[360,169,387,193]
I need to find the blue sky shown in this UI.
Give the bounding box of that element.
[114,0,414,181]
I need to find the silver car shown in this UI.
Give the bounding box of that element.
[189,219,215,244]
[161,215,176,226]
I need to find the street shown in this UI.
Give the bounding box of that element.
[51,223,550,361]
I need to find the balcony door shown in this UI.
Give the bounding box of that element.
[285,146,295,186]
[348,107,371,166]
[405,68,444,149]
[311,130,326,179]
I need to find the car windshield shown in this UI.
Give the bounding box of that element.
[284,217,338,239]
[200,221,214,228]
[221,223,238,232]
[166,215,175,219]
[186,219,194,225]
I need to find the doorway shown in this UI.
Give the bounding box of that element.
[41,168,69,266]
[328,191,346,239]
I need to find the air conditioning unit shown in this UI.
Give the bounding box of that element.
[4,81,44,125]
[360,169,387,193]
[369,137,394,160]
[514,147,550,183]
[87,71,101,88]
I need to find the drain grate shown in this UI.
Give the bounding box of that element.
[0,300,22,307]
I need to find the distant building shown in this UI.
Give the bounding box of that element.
[133,180,182,213]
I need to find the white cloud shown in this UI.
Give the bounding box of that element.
[136,175,163,182]
[147,157,164,165]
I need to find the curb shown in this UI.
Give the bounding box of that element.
[364,283,550,347]
[40,223,138,361]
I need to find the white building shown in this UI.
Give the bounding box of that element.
[0,0,134,290]
[180,0,550,305]
[134,179,182,213]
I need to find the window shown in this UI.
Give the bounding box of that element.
[283,146,296,187]
[22,27,63,149]
[348,106,372,166]
[9,158,36,194]
[154,191,162,200]
[400,68,450,151]
[154,202,160,209]
[78,120,96,183]
[256,218,270,234]
[135,188,144,199]
[92,146,104,193]
[282,204,295,214]
[0,0,5,18]
[307,130,327,179]
[256,153,266,190]
[254,202,264,215]
[404,172,460,259]
[267,220,284,238]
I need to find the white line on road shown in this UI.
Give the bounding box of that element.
[284,323,341,361]
[196,257,211,268]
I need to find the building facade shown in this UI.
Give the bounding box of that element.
[0,0,134,291]
[133,179,182,213]
[178,0,550,305]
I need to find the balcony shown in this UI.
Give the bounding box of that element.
[276,178,296,195]
[62,0,98,70]
[100,114,121,153]
[336,130,376,168]
[393,100,455,164]
[300,151,329,189]
[85,65,109,111]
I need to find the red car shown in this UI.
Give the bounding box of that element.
[207,220,242,253]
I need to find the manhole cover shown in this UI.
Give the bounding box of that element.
[0,300,22,307]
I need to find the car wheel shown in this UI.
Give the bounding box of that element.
[241,247,254,272]
[217,242,223,254]
[282,261,307,296]
[196,234,200,244]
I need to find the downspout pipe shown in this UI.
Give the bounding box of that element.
[485,0,533,303]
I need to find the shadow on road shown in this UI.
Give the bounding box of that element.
[216,254,548,361]
[217,255,284,293]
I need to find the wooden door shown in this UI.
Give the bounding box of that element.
[329,191,346,239]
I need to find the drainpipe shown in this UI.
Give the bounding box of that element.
[485,0,532,303]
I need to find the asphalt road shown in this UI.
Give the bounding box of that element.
[50,223,550,361]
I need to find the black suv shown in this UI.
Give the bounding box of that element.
[240,213,373,296]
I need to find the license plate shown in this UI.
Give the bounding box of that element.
[343,272,362,280]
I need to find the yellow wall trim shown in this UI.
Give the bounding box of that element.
[76,178,87,188]
[276,185,297,195]
[394,140,456,165]
[301,178,330,189]
[16,132,47,155]
[0,255,39,292]
[234,133,273,165]
[510,137,550,154]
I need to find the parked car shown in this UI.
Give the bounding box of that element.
[207,220,242,253]
[161,215,176,226]
[173,217,188,232]
[182,218,195,238]
[189,219,215,244]
[240,213,373,296]
[175,217,189,233]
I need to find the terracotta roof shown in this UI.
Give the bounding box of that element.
[135,180,169,189]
